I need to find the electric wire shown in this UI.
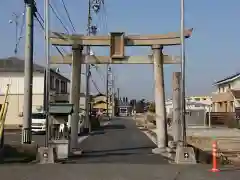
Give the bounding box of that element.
[34,11,65,57]
[60,0,76,32]
[90,74,101,94]
[49,3,70,34]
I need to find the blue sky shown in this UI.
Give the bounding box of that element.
[0,0,240,101]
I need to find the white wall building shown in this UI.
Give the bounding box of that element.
[165,96,212,116]
[0,57,70,127]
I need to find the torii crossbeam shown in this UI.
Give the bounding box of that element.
[50,28,193,47]
[50,54,181,64]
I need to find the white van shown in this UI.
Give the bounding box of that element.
[31,112,46,134]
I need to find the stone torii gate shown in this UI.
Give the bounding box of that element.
[49,29,193,153]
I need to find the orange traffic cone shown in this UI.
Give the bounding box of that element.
[210,140,220,172]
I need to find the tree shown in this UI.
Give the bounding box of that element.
[135,99,145,113]
[148,102,155,113]
[130,99,136,107]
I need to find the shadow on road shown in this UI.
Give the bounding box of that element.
[83,146,155,154]
[218,167,240,172]
[89,131,105,135]
[101,124,126,130]
[0,145,36,164]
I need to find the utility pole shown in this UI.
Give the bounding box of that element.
[180,0,187,146]
[44,0,50,147]
[85,0,92,132]
[22,0,34,144]
[85,0,102,129]
[175,0,196,164]
[106,65,113,118]
[106,64,109,117]
[111,72,115,117]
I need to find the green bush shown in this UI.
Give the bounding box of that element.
[148,103,155,113]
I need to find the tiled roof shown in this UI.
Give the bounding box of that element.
[49,103,73,115]
[0,57,69,81]
[0,57,45,73]
[213,72,240,86]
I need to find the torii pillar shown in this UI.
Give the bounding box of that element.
[152,45,168,154]
[69,45,83,152]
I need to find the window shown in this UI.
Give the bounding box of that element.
[55,79,60,93]
[120,108,127,113]
[32,113,46,119]
[185,111,192,116]
[60,81,67,93]
[50,75,55,90]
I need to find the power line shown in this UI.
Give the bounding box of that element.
[91,65,105,84]
[60,0,76,32]
[34,10,65,57]
[49,3,70,34]
[14,8,26,55]
[90,75,101,94]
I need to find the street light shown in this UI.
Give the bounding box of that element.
[180,0,187,146]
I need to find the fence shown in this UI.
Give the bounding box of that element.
[206,112,239,128]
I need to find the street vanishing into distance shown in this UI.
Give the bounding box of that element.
[1,0,240,180]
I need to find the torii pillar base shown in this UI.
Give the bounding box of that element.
[174,144,196,164]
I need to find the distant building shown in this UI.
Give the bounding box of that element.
[117,98,131,116]
[91,93,114,116]
[0,57,70,127]
[165,96,212,116]
[212,73,240,112]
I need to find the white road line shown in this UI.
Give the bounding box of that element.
[103,121,110,126]
[78,135,89,143]
[142,130,157,145]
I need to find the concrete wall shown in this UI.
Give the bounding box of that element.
[0,72,70,95]
[186,109,206,126]
[0,72,45,94]
[0,94,44,126]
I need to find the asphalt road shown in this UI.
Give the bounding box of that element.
[4,132,45,147]
[69,117,168,164]
[1,117,240,179]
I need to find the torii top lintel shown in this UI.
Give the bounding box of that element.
[50,28,193,47]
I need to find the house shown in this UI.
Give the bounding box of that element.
[212,72,240,112]
[165,96,212,116]
[0,57,70,127]
[91,93,114,115]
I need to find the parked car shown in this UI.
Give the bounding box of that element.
[31,112,46,134]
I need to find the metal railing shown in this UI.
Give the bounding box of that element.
[0,84,10,148]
